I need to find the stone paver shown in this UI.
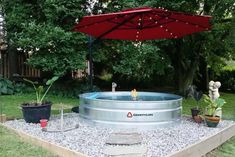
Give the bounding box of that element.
[103,145,147,157]
[106,133,142,145]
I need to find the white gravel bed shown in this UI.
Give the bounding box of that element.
[4,113,235,157]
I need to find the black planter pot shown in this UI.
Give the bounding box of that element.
[21,102,52,123]
[191,108,201,118]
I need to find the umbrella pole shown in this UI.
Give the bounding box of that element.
[88,36,93,90]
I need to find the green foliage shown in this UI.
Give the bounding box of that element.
[203,94,226,117]
[2,0,87,76]
[50,79,100,98]
[111,42,170,80]
[24,76,59,104]
[0,75,14,95]
[223,65,235,71]
[2,0,235,92]
[215,66,235,92]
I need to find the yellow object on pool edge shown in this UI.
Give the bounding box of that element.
[131,89,138,99]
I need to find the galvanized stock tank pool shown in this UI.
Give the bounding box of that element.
[79,92,182,129]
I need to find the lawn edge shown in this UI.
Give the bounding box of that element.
[0,123,88,157]
[167,123,235,157]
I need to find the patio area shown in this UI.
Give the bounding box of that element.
[2,113,235,157]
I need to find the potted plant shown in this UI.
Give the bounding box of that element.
[203,94,226,127]
[21,76,59,123]
[188,85,203,119]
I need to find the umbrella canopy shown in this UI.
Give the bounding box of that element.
[73,7,212,41]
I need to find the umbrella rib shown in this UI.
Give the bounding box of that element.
[146,11,209,29]
[154,11,209,29]
[167,16,208,29]
[105,13,169,30]
[106,17,136,29]
[94,13,141,41]
[75,14,128,29]
[141,12,171,28]
[108,20,175,30]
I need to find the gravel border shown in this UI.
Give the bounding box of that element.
[4,113,235,157]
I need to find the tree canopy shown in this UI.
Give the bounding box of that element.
[1,0,234,94]
[2,0,88,75]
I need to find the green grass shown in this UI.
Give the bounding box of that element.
[0,125,57,157]
[0,93,78,119]
[206,136,235,157]
[183,92,235,120]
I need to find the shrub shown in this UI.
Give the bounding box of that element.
[0,75,14,95]
[50,79,100,98]
[215,66,235,92]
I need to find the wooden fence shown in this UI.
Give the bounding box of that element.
[0,51,88,80]
[0,51,41,79]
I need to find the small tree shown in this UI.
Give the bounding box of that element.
[2,0,87,76]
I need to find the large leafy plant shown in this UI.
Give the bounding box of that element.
[0,75,14,95]
[24,76,59,104]
[203,94,226,117]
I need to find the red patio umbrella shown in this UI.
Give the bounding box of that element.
[73,7,212,41]
[73,7,212,88]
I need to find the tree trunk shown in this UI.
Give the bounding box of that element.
[177,61,198,96]
[195,56,208,92]
[173,39,199,96]
[8,46,17,80]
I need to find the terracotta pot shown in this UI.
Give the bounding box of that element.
[193,115,203,123]
[205,115,220,127]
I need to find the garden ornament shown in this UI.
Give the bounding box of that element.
[209,81,221,100]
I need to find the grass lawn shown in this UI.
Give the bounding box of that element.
[0,93,79,119]
[0,125,56,157]
[183,92,235,120]
[0,92,235,157]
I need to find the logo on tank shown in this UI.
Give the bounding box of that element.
[127,112,133,118]
[127,112,153,118]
